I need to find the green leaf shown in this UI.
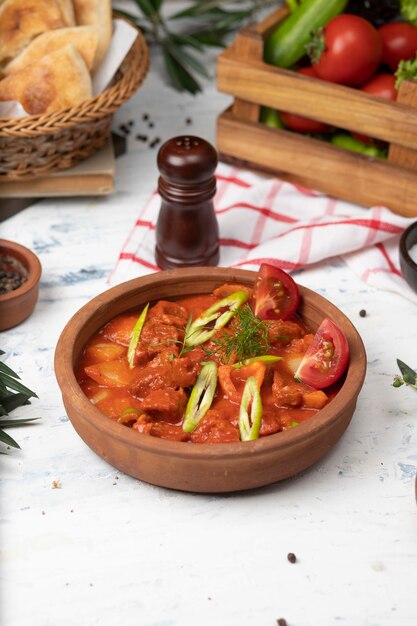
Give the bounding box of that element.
[397,359,417,386]
[132,0,158,18]
[162,47,202,94]
[169,32,206,52]
[0,361,21,379]
[1,393,32,414]
[164,38,210,79]
[395,53,417,90]
[0,417,39,428]
[0,428,20,449]
[0,373,37,398]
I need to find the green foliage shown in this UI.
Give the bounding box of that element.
[0,350,39,450]
[116,0,276,93]
[392,359,417,389]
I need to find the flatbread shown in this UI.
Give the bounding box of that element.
[4,26,98,74]
[0,0,75,64]
[73,0,112,70]
[0,44,92,115]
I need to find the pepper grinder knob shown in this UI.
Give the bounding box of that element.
[155,135,220,270]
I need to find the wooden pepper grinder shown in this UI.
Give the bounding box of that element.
[155,135,220,269]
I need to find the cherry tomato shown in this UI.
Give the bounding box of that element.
[312,14,382,87]
[280,67,331,134]
[295,318,349,389]
[379,22,417,71]
[253,263,300,321]
[352,73,396,144]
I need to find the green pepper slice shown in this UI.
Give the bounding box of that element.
[185,290,248,347]
[183,361,218,433]
[127,303,149,368]
[239,376,263,442]
[232,355,282,369]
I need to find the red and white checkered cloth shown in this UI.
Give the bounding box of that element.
[109,162,417,302]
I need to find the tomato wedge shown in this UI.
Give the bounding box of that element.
[253,264,300,321]
[294,318,349,389]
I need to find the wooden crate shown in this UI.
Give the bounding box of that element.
[216,6,417,218]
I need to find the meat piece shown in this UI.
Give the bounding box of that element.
[135,320,182,363]
[259,411,282,437]
[171,356,200,388]
[267,320,305,346]
[130,350,175,397]
[190,410,240,444]
[147,300,189,327]
[272,370,303,407]
[139,388,187,423]
[130,351,200,398]
[149,422,190,442]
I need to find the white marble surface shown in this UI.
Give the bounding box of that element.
[1,31,417,626]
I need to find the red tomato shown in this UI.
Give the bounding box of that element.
[253,263,300,321]
[352,73,396,144]
[294,318,349,389]
[280,67,331,134]
[379,22,417,71]
[312,15,382,86]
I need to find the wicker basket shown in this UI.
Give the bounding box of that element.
[0,21,149,181]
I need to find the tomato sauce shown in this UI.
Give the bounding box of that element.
[75,283,335,444]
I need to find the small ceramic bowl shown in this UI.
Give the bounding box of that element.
[54,267,366,493]
[0,239,42,331]
[399,221,417,295]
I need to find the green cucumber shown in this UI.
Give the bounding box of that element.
[265,0,348,69]
[331,133,387,159]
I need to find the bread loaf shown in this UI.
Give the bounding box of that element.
[0,44,92,114]
[0,0,75,64]
[73,0,112,70]
[4,26,98,74]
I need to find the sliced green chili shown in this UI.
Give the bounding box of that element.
[127,303,149,368]
[185,290,248,347]
[232,355,282,369]
[183,361,218,433]
[239,376,263,442]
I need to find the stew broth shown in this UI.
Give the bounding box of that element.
[75,283,336,444]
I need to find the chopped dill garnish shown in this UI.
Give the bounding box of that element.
[203,304,270,364]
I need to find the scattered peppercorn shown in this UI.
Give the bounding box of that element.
[149,138,161,148]
[359,309,367,317]
[277,619,287,626]
[135,134,148,142]
[148,122,154,128]
[185,117,192,125]
[127,120,135,127]
[142,113,149,121]
[287,552,297,563]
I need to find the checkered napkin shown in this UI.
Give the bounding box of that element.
[109,162,417,303]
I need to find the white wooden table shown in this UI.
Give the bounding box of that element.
[1,30,417,626]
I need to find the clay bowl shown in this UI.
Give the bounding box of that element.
[0,239,42,331]
[54,267,366,493]
[399,221,417,295]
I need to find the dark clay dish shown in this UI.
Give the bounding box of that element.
[399,222,417,295]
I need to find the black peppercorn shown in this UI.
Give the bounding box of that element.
[287,552,296,563]
[359,309,367,317]
[277,619,287,626]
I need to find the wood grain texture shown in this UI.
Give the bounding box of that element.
[218,51,417,148]
[217,109,417,217]
[231,27,263,122]
[388,80,417,171]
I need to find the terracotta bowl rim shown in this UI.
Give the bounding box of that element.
[54,267,367,461]
[0,239,42,302]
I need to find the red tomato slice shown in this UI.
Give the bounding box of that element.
[294,318,349,389]
[253,264,300,321]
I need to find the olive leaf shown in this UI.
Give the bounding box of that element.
[0,353,40,450]
[115,0,277,93]
[392,359,417,389]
